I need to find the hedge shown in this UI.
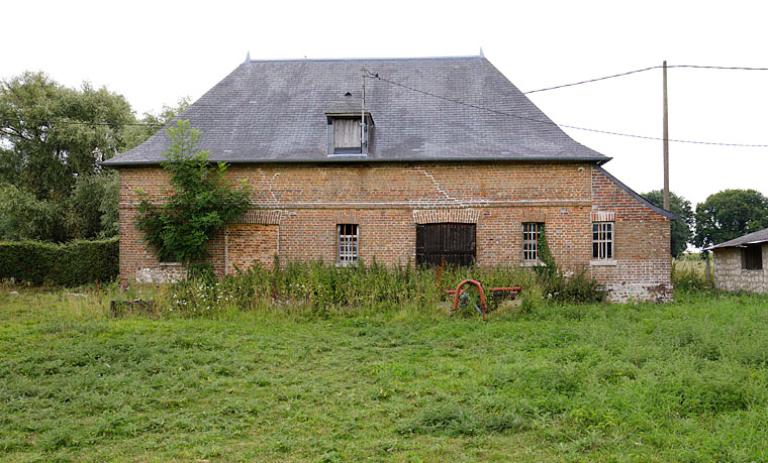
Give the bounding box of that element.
[0,238,118,286]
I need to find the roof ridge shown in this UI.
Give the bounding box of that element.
[245,55,485,64]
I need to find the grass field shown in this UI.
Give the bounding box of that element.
[2,287,768,462]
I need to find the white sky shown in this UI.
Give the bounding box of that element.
[2,0,767,206]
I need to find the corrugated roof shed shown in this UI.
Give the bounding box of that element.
[706,227,768,250]
[104,56,610,166]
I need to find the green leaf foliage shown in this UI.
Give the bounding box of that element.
[135,120,250,266]
[0,71,185,243]
[641,190,694,257]
[694,189,768,248]
[0,238,118,285]
[63,172,120,240]
[0,174,118,242]
[0,72,133,200]
[122,97,191,151]
[0,183,61,241]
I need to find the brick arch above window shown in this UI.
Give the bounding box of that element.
[591,210,616,222]
[235,210,282,225]
[412,208,480,225]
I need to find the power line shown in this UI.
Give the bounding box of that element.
[364,69,768,148]
[524,63,768,94]
[672,64,768,71]
[525,65,662,94]
[36,64,768,147]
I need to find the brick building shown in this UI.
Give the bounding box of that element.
[104,55,674,302]
[708,228,768,293]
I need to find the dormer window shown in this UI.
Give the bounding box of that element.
[326,113,373,156]
[333,118,362,154]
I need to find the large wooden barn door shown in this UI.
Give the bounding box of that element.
[416,223,476,266]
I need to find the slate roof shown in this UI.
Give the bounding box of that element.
[104,56,611,166]
[706,227,768,250]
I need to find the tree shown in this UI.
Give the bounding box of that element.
[97,173,120,238]
[135,120,250,269]
[693,189,768,248]
[62,173,120,239]
[641,190,693,257]
[0,72,134,200]
[0,71,187,243]
[0,183,61,241]
[122,97,191,150]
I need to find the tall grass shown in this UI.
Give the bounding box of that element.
[151,260,610,318]
[672,258,711,292]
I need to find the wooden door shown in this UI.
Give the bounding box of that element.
[416,223,476,266]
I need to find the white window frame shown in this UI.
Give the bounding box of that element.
[522,222,543,262]
[337,224,359,265]
[592,222,614,260]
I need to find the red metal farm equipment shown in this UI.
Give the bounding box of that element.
[445,279,523,320]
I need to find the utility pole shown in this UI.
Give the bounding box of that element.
[663,60,670,210]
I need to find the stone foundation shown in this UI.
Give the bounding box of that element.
[135,263,185,284]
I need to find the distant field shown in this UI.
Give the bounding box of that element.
[2,288,768,462]
[673,255,708,273]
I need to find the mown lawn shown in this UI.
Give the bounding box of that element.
[2,289,768,462]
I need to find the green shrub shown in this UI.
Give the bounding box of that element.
[0,238,118,285]
[0,183,61,241]
[535,227,606,304]
[537,268,606,304]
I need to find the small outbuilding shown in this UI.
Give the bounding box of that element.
[708,228,768,293]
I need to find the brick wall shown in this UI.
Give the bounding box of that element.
[713,245,768,293]
[591,168,672,301]
[225,224,279,273]
[117,162,671,301]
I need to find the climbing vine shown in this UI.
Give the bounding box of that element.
[135,120,250,272]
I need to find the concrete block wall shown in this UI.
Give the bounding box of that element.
[713,246,767,293]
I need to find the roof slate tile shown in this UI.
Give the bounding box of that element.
[104,56,610,166]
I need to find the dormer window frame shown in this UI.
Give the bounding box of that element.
[326,112,374,157]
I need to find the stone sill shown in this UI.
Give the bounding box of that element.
[520,260,545,268]
[335,262,359,268]
[159,262,183,268]
[590,259,617,267]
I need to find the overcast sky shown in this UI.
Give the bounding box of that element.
[3,0,767,206]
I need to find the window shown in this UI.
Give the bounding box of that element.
[337,224,359,265]
[592,222,613,260]
[522,222,543,261]
[333,118,362,154]
[327,114,373,155]
[742,244,764,270]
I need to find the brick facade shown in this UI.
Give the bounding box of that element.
[713,245,768,293]
[117,162,672,302]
